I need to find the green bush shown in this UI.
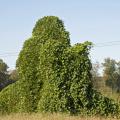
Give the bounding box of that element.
[0,16,119,117]
[0,81,22,114]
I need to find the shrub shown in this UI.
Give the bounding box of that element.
[0,81,22,114]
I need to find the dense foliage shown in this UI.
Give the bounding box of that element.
[0,16,119,117]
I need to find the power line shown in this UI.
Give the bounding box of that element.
[95,40,120,45]
[94,40,120,47]
[0,55,18,58]
[0,52,19,56]
[0,40,120,57]
[0,52,19,58]
[94,43,120,47]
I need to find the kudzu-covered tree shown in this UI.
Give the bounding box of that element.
[0,16,119,116]
[15,16,70,112]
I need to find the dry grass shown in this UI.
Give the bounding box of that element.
[95,79,120,103]
[0,113,118,120]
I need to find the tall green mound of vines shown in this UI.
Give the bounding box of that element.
[16,16,70,112]
[0,16,119,117]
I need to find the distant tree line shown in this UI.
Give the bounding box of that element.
[92,58,120,93]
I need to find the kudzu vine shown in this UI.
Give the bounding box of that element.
[0,16,119,117]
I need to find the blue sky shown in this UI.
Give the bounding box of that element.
[0,0,120,69]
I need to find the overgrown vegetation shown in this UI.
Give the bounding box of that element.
[0,16,120,117]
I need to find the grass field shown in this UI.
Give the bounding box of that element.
[0,113,119,120]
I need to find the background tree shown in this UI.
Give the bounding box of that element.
[0,59,8,73]
[0,59,15,91]
[9,69,18,81]
[91,62,102,89]
[102,58,120,92]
